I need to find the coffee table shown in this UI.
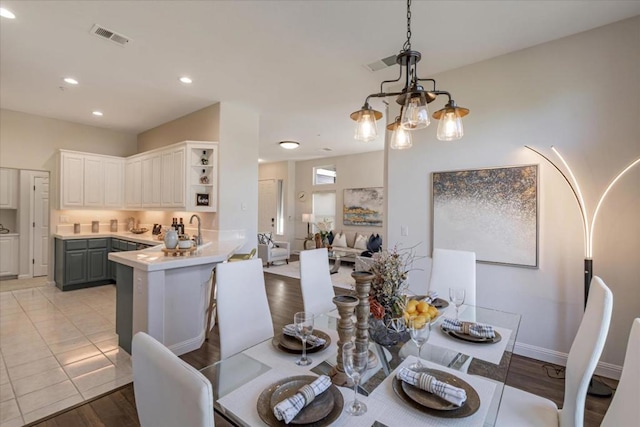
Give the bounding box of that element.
[327,249,356,274]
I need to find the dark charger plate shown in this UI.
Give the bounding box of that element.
[272,330,331,354]
[257,375,343,426]
[440,325,502,344]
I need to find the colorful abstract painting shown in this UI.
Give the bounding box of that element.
[432,165,538,267]
[344,187,383,227]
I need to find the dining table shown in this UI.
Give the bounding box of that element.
[200,302,521,427]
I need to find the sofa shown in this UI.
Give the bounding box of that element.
[257,232,290,267]
[328,230,382,258]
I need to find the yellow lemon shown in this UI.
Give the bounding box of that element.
[406,305,417,314]
[417,301,430,314]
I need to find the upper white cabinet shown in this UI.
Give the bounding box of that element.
[59,151,124,209]
[0,168,18,209]
[58,141,216,212]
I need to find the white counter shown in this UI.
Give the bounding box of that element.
[53,231,160,246]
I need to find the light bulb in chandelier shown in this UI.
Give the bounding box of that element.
[433,101,469,141]
[401,91,430,130]
[387,117,413,150]
[350,104,383,142]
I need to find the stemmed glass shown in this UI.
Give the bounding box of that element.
[342,341,368,416]
[449,287,466,320]
[408,317,431,369]
[294,311,314,366]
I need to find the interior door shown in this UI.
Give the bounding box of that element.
[33,175,49,277]
[258,179,277,234]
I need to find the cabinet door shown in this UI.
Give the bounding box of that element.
[65,250,87,285]
[142,154,162,207]
[172,148,185,207]
[124,158,142,208]
[0,236,18,276]
[0,168,18,209]
[161,151,174,206]
[61,153,85,208]
[104,159,123,208]
[87,248,108,281]
[83,156,105,207]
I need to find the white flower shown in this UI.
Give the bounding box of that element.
[314,218,332,233]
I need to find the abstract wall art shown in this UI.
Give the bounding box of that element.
[432,165,538,267]
[344,187,384,227]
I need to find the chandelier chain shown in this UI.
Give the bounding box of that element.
[403,0,412,51]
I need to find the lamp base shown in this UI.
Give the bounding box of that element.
[587,377,612,397]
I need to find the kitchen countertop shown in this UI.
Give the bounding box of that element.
[53,231,161,245]
[0,233,19,237]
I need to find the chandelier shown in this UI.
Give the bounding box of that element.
[350,0,469,149]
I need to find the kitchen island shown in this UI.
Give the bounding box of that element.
[108,230,245,356]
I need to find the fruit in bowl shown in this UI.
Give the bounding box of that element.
[130,228,148,234]
[403,298,439,328]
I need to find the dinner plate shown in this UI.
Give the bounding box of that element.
[401,368,465,411]
[412,296,449,309]
[257,375,344,427]
[269,379,334,425]
[392,370,480,418]
[272,330,331,354]
[440,325,502,344]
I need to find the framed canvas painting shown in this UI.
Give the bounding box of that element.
[432,165,538,267]
[344,187,383,227]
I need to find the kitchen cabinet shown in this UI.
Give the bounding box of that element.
[0,235,19,276]
[58,151,125,209]
[186,142,218,212]
[124,158,142,209]
[161,147,185,207]
[55,238,111,290]
[0,168,18,209]
[142,153,162,208]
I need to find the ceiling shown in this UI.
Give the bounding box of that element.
[1,1,639,163]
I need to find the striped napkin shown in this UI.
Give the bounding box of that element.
[396,367,467,407]
[442,318,495,338]
[425,291,438,304]
[273,375,331,424]
[282,324,327,347]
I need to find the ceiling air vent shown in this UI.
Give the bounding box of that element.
[90,24,130,47]
[364,55,397,72]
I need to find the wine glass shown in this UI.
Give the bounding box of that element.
[449,287,466,320]
[294,312,314,366]
[342,341,368,416]
[408,317,431,369]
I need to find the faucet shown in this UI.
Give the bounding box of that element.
[189,214,202,246]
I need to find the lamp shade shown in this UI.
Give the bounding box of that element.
[302,213,314,223]
[401,91,430,130]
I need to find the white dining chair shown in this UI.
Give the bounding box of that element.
[600,317,639,427]
[428,248,476,306]
[216,258,274,359]
[300,248,336,316]
[132,332,214,427]
[495,276,613,427]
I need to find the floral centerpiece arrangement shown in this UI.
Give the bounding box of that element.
[313,218,333,246]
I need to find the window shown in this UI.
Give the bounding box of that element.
[313,165,336,185]
[312,191,336,232]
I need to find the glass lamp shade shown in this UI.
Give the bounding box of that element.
[401,92,430,130]
[436,109,464,141]
[353,109,379,142]
[389,125,413,150]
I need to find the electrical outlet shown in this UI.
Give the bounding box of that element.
[401,225,409,236]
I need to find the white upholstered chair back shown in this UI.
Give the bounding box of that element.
[559,276,613,427]
[600,317,638,427]
[300,248,335,316]
[429,248,476,306]
[132,332,214,427]
[216,258,274,359]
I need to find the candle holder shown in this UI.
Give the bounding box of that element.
[352,271,378,368]
[330,295,359,386]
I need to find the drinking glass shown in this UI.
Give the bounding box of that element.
[342,341,368,416]
[408,317,431,369]
[294,311,314,366]
[449,287,466,320]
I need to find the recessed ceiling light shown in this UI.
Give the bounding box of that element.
[279,141,300,150]
[0,8,16,19]
[179,76,192,84]
[92,111,103,116]
[258,158,264,163]
[63,77,79,85]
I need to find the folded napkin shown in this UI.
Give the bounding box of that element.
[425,291,438,304]
[282,324,327,347]
[396,367,467,407]
[442,318,495,338]
[273,375,331,424]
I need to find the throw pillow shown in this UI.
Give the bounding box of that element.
[327,230,335,245]
[258,232,278,248]
[367,234,382,253]
[332,232,347,248]
[354,233,368,250]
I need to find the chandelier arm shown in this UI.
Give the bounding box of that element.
[417,78,437,91]
[379,66,403,94]
[432,90,452,103]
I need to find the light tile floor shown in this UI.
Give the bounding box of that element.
[0,285,131,426]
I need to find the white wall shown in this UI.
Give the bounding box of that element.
[217,103,259,252]
[294,150,384,251]
[259,161,295,241]
[387,17,640,372]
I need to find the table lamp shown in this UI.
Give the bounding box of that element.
[302,213,315,238]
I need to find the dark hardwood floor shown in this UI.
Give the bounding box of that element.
[30,269,617,427]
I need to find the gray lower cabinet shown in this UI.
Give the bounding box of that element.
[55,238,113,291]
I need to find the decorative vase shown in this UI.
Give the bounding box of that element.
[164,229,179,249]
[329,295,359,386]
[369,316,407,346]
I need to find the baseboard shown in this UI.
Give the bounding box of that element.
[514,342,622,380]
[168,331,205,356]
[18,274,32,280]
